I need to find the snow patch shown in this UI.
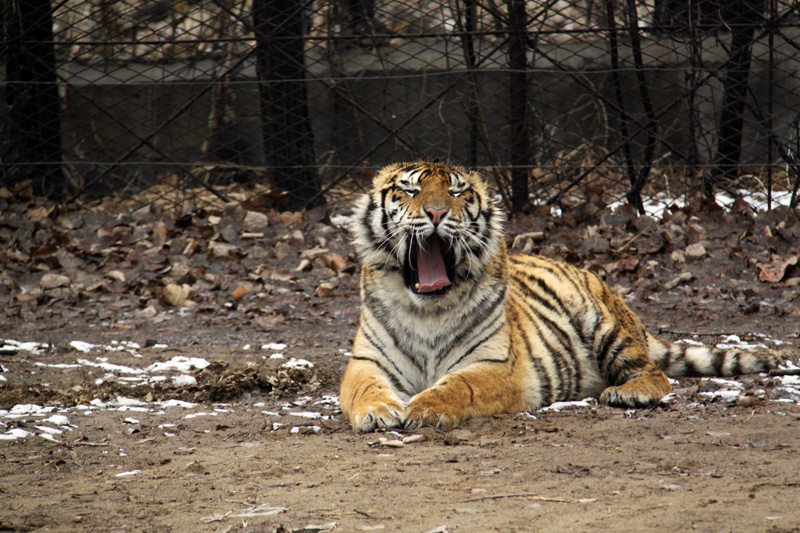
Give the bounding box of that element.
[70,340,96,353]
[699,390,741,402]
[0,340,48,355]
[538,399,594,412]
[146,356,210,373]
[282,358,314,370]
[705,378,744,390]
[262,343,288,351]
[0,428,31,440]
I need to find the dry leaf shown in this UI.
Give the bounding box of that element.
[208,241,237,259]
[287,229,304,246]
[40,272,70,289]
[329,253,348,271]
[107,270,126,283]
[280,211,303,227]
[757,255,798,283]
[28,206,53,222]
[664,272,693,290]
[609,257,639,273]
[295,259,313,272]
[316,282,335,298]
[162,283,189,306]
[151,222,168,248]
[232,285,249,302]
[300,246,329,260]
[254,314,286,329]
[270,269,294,282]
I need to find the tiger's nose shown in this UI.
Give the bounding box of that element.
[425,207,448,225]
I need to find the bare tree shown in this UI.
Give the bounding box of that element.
[3,0,63,197]
[710,0,764,194]
[507,0,530,213]
[252,0,325,210]
[655,0,765,196]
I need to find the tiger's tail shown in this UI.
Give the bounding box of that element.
[645,333,786,377]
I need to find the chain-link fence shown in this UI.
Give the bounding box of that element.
[2,0,800,213]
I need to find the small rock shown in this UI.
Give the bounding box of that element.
[443,428,474,445]
[185,461,207,474]
[685,242,707,259]
[670,250,686,264]
[243,210,269,230]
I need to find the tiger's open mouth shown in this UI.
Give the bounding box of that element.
[404,233,454,296]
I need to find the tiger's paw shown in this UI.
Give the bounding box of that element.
[599,382,665,408]
[348,401,406,433]
[600,369,671,408]
[405,395,462,430]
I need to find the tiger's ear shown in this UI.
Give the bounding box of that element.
[466,167,489,190]
[372,162,404,190]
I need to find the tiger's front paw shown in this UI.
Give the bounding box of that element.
[599,382,665,408]
[348,401,406,433]
[599,370,670,408]
[405,394,462,430]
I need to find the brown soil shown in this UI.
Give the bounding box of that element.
[1,194,799,532]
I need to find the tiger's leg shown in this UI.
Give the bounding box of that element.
[339,357,406,433]
[598,339,671,408]
[405,360,528,430]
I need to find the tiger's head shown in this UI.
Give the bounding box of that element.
[353,161,505,302]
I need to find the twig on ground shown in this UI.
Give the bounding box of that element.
[461,493,597,504]
[769,368,800,376]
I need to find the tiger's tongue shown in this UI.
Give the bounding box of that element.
[416,234,451,293]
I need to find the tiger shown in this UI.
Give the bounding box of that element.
[339,160,785,433]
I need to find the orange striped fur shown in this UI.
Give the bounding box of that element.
[339,161,783,432]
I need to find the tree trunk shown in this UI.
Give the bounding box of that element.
[252,0,325,210]
[507,0,530,213]
[624,0,658,214]
[709,0,762,194]
[3,0,63,197]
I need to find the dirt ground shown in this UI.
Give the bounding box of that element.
[1,189,800,532]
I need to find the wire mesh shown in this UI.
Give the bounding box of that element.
[1,0,799,213]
